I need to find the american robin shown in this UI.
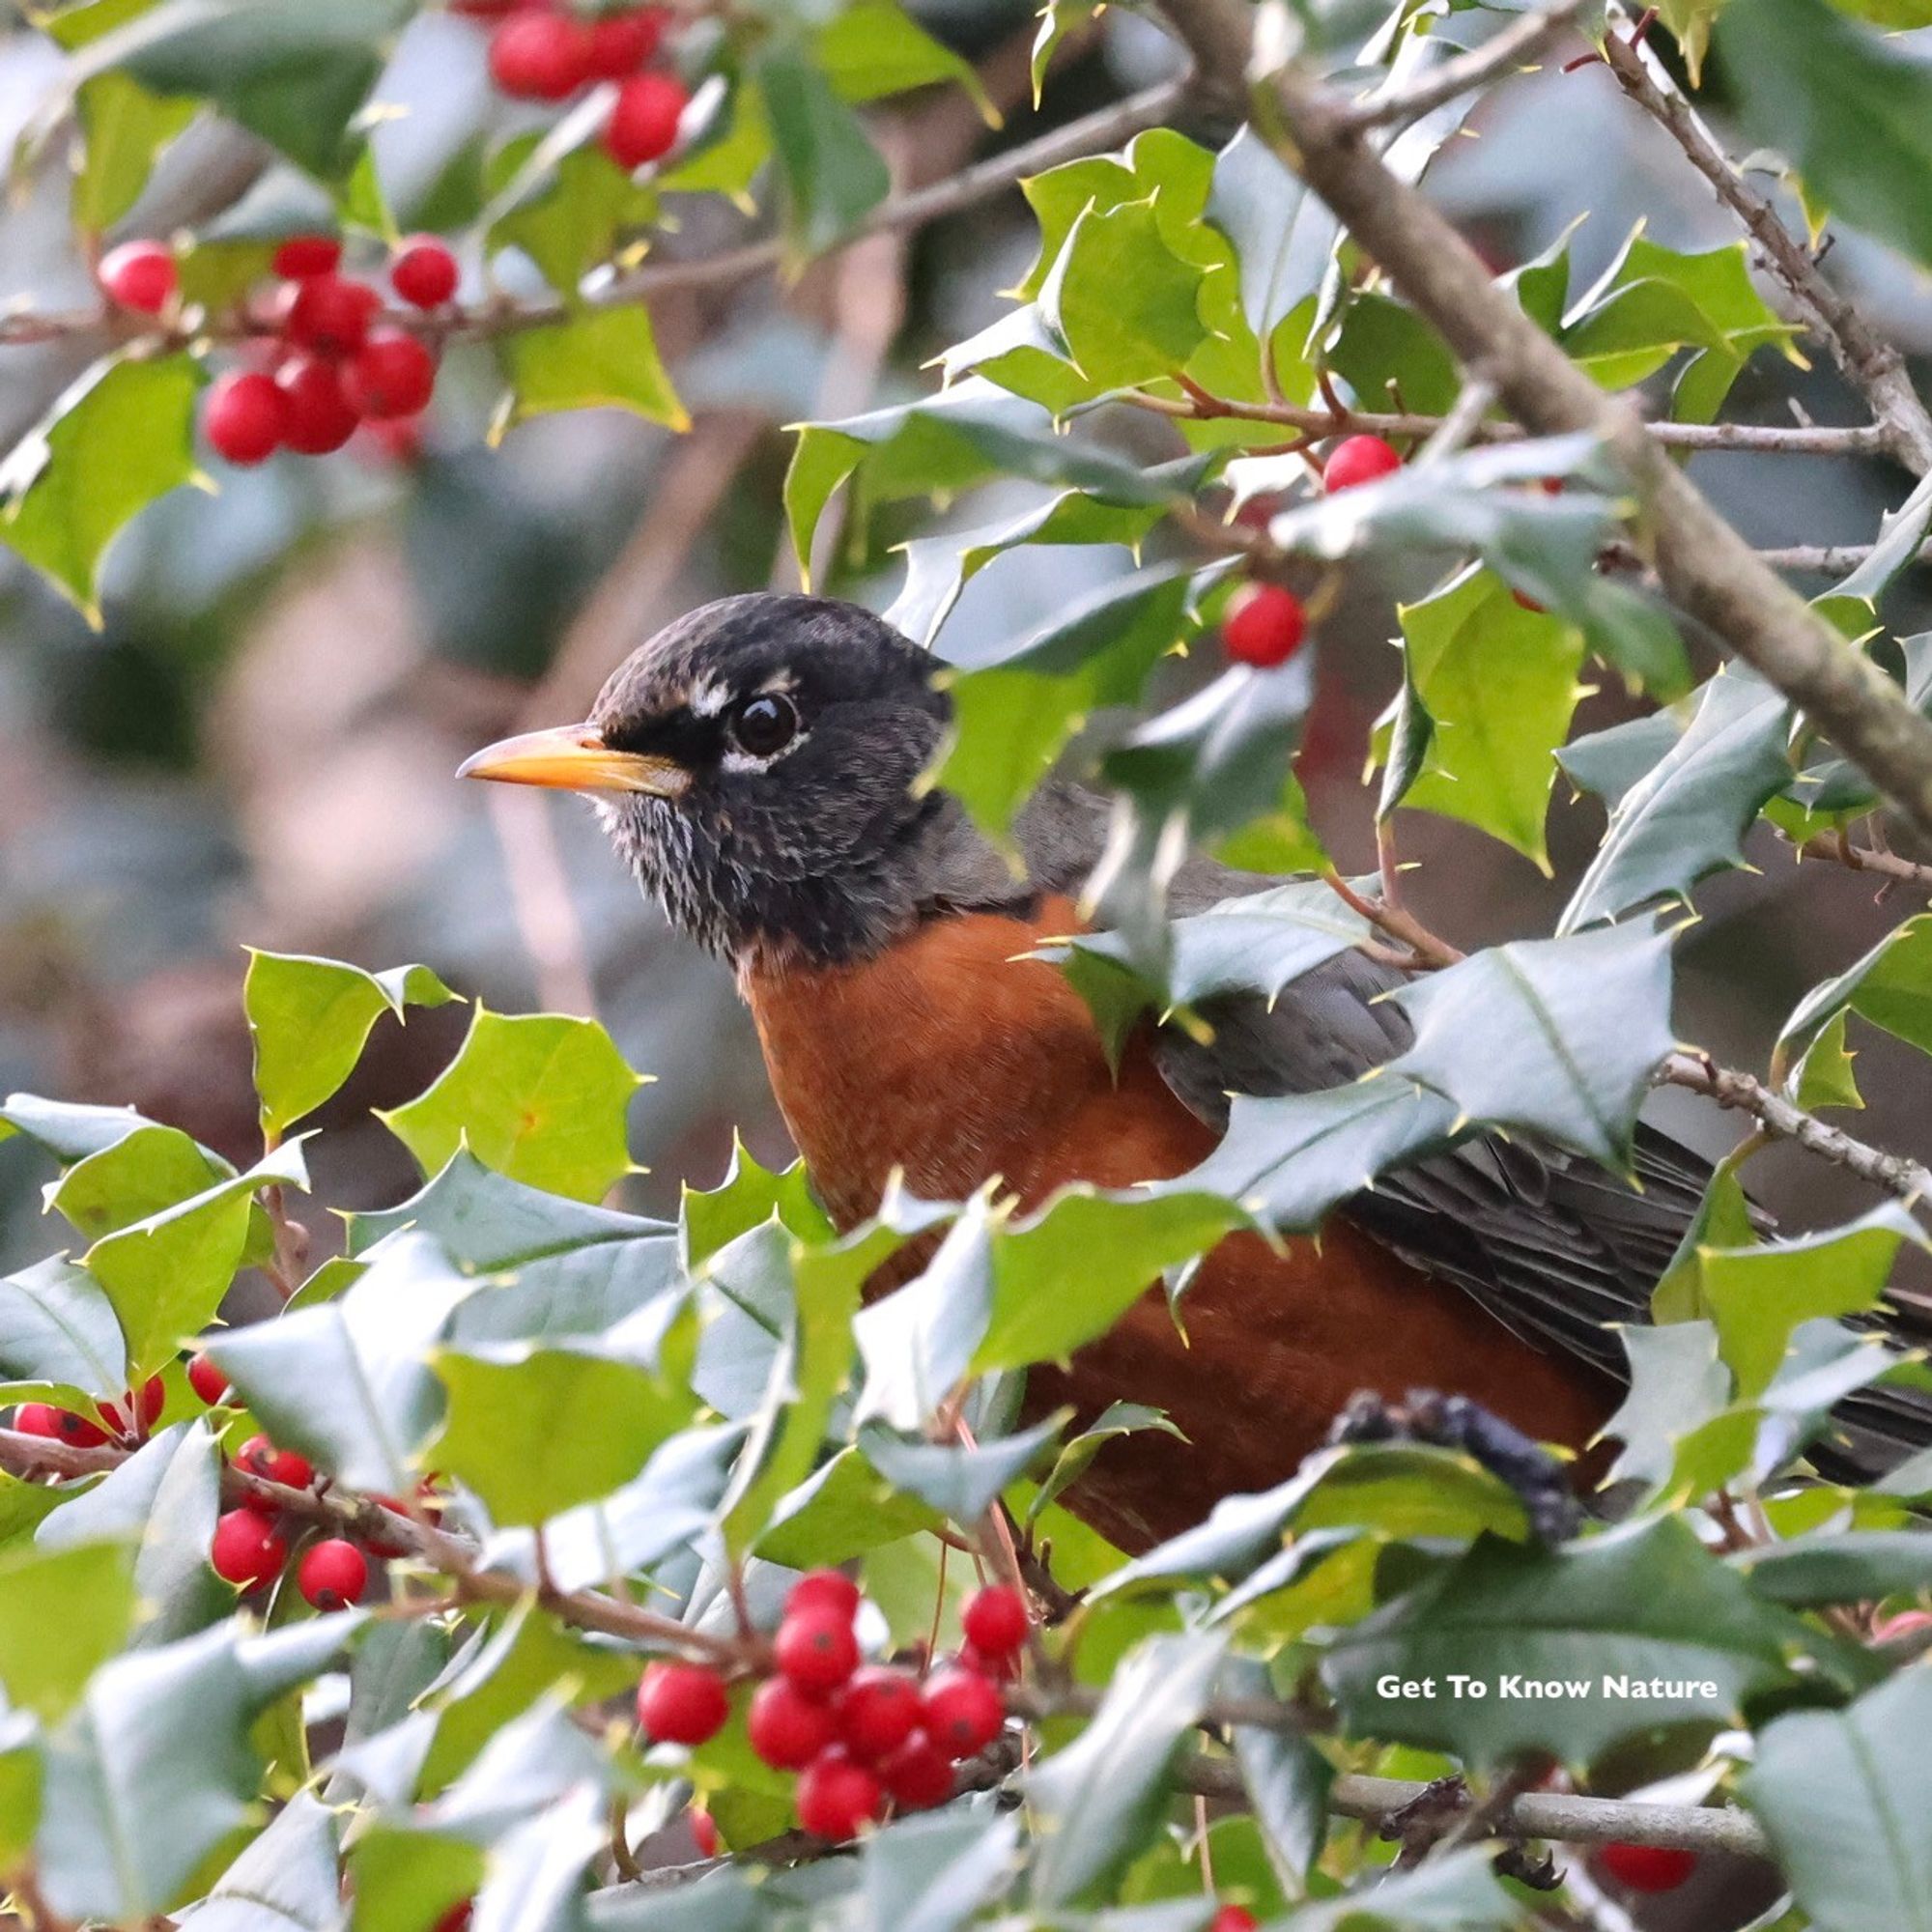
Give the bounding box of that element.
[460,592,1926,1549]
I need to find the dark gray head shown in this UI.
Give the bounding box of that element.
[460,593,985,963]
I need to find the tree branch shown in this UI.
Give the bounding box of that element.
[1786,831,1932,892]
[1151,0,1932,848]
[1660,1052,1932,1211]
[1599,28,1932,477]
[1338,0,1590,133]
[0,81,1189,354]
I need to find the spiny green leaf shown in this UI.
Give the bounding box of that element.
[0,356,200,620]
[0,1539,134,1721]
[754,46,890,261]
[245,951,457,1139]
[1387,922,1676,1171]
[1743,1666,1932,1932]
[380,1008,647,1204]
[498,306,688,431]
[0,1258,128,1403]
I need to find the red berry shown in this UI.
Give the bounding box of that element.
[212,1508,288,1589]
[390,237,460,310]
[186,1353,231,1406]
[489,13,596,99]
[276,355,361,455]
[364,1497,412,1558]
[283,274,381,357]
[57,1406,108,1446]
[748,1675,838,1770]
[205,370,289,466]
[689,1807,720,1859]
[775,1607,861,1694]
[99,240,177,315]
[98,1376,165,1437]
[297,1539,369,1610]
[1222,582,1308,669]
[877,1730,953,1810]
[795,1747,884,1840]
[920,1667,1005,1761]
[1210,1910,1259,1932]
[603,71,688,170]
[834,1664,921,1760]
[342,329,437,421]
[785,1570,862,1623]
[960,1584,1029,1659]
[957,1640,1019,1684]
[636,1661,729,1746]
[586,7,667,77]
[1598,1842,1696,1893]
[272,235,343,281]
[14,1404,62,1439]
[1321,433,1404,493]
[236,1435,314,1492]
[432,1902,473,1932]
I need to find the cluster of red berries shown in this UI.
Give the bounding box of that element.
[636,1573,1029,1842]
[98,233,456,469]
[209,1432,375,1611]
[461,0,691,173]
[1220,434,1407,670]
[14,1373,165,1450]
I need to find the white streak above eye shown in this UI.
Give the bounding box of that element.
[687,675,731,717]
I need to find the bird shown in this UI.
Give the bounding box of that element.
[460,591,1929,1551]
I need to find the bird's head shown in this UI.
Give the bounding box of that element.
[459,593,962,965]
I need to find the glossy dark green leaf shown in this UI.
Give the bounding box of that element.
[859,1412,1064,1521]
[1027,1632,1226,1906]
[1721,0,1932,273]
[1037,198,1207,387]
[1030,1403,1185,1523]
[207,1233,480,1492]
[188,1789,343,1932]
[1388,922,1676,1170]
[1325,1516,1810,1768]
[0,355,200,620]
[1223,1660,1330,1892]
[852,1808,1021,1932]
[1743,1665,1932,1932]
[754,46,891,259]
[1733,1528,1932,1606]
[1559,668,1792,932]
[934,563,1196,842]
[38,1421,224,1645]
[0,1257,128,1402]
[1168,1075,1460,1230]
[755,1442,941,1566]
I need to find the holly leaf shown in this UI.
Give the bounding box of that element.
[1037,198,1207,387]
[206,1233,480,1493]
[1386,922,1677,1171]
[1388,568,1585,867]
[1743,1666,1932,1932]
[1779,913,1932,1065]
[1720,0,1932,275]
[380,1009,647,1204]
[754,46,890,261]
[0,1540,135,1721]
[933,562,1196,842]
[1027,1633,1227,1906]
[0,355,200,621]
[498,306,689,432]
[245,952,457,1140]
[0,1258,128,1403]
[1204,124,1338,340]
[1559,668,1792,932]
[1324,1516,1809,1768]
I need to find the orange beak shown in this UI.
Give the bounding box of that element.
[456,724,691,798]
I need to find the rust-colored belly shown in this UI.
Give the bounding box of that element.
[742,899,1610,1550]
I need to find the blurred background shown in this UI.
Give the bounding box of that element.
[3,0,1929,1278]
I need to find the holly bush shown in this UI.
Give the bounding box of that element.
[6,0,1932,1928]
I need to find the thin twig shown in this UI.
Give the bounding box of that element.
[0,81,1190,354]
[1788,831,1932,891]
[1338,0,1591,133]
[1599,26,1932,476]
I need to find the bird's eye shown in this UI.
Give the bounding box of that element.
[728,693,799,759]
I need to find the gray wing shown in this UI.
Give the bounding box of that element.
[1001,785,1932,1477]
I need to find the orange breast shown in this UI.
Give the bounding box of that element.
[742,897,1611,1550]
